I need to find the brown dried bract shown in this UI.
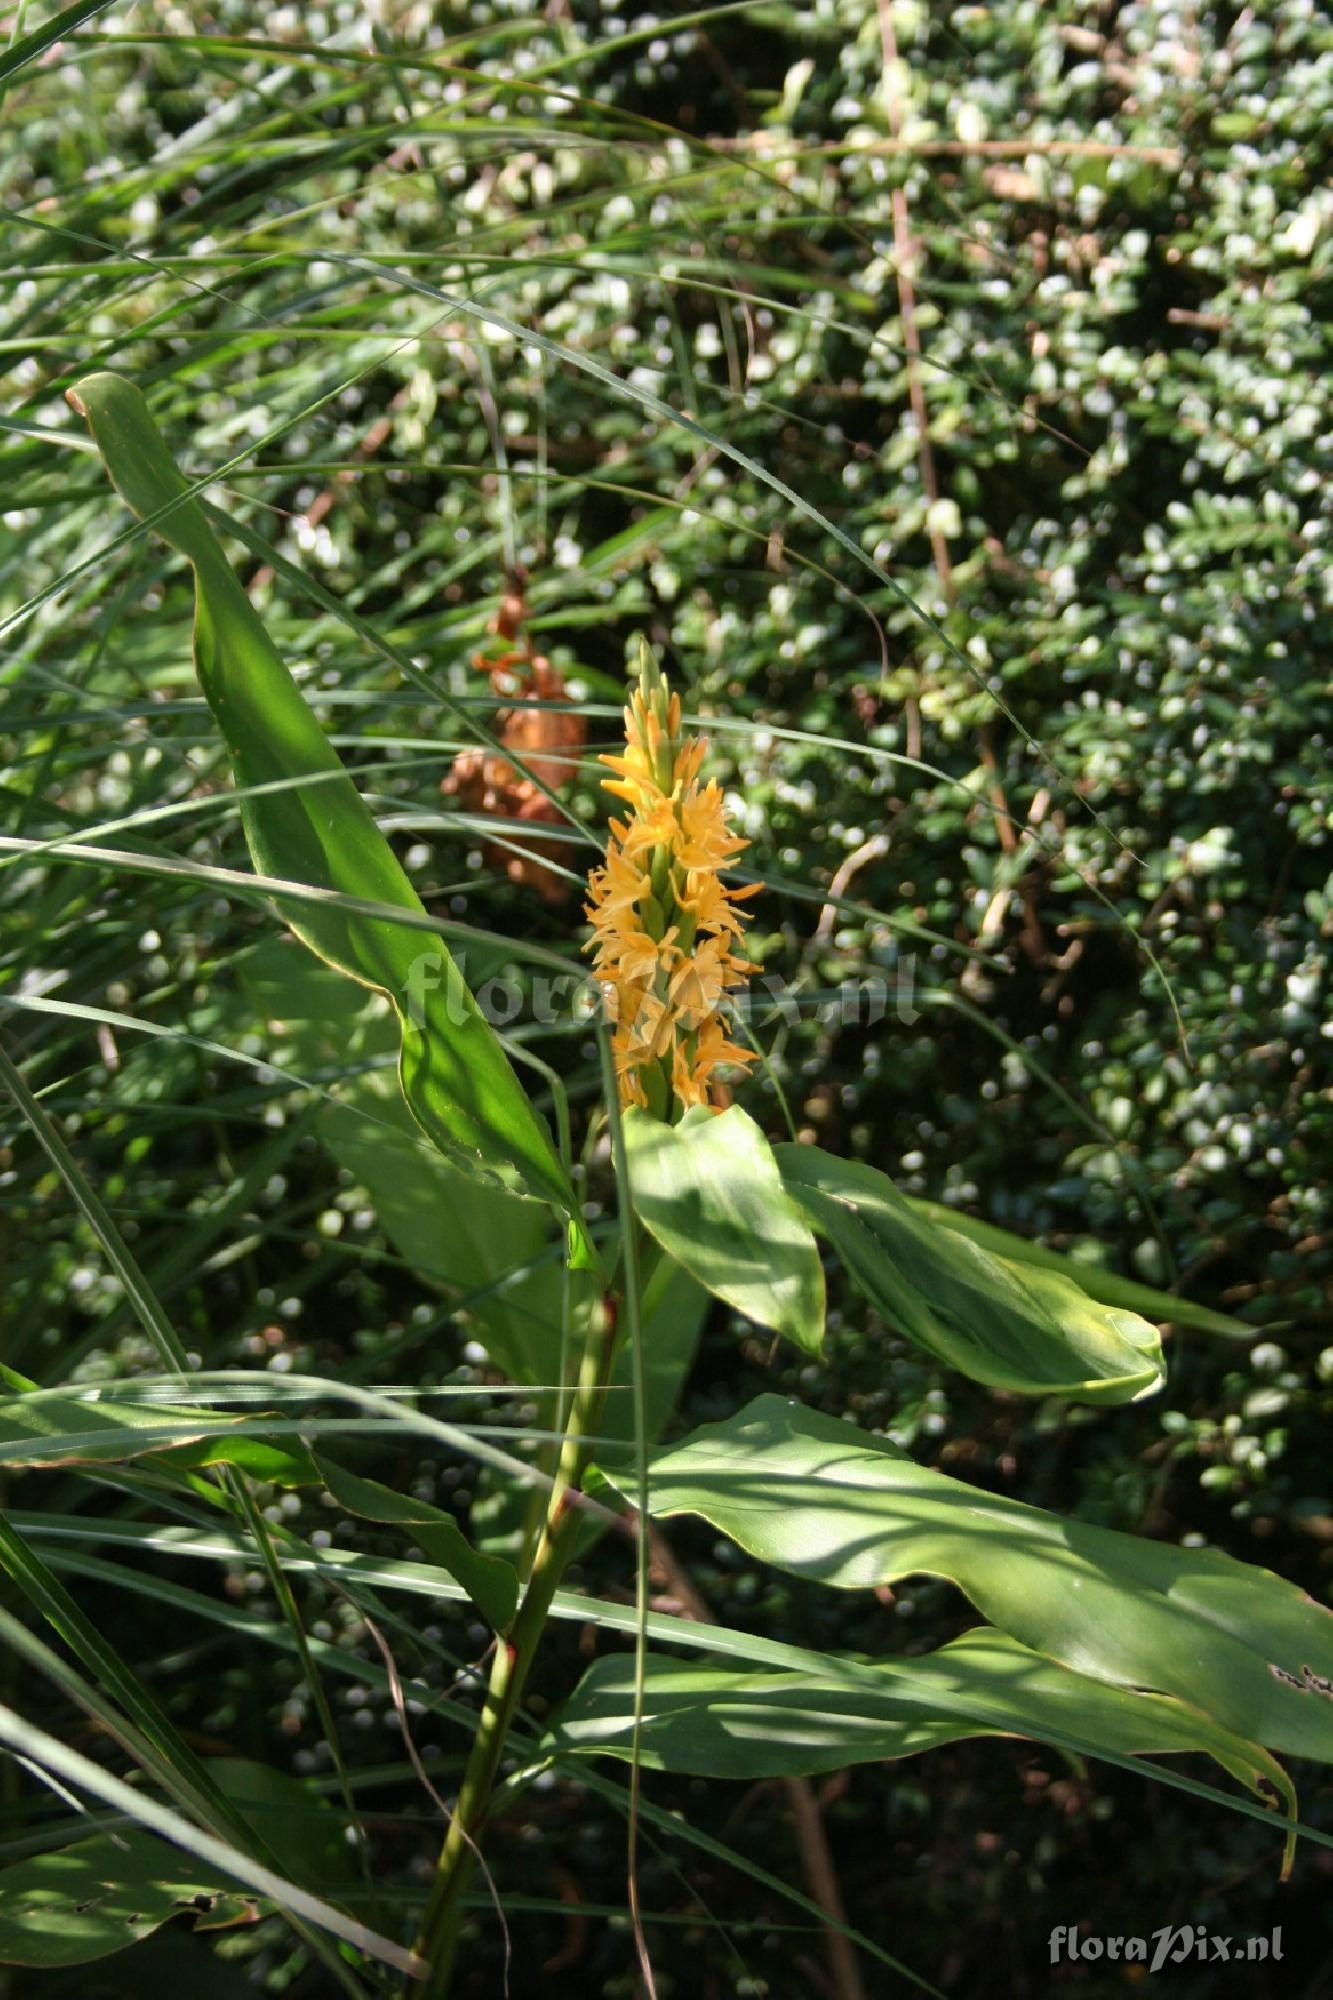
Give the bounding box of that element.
[441,580,586,904]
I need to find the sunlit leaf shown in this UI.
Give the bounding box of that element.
[24,1510,1333,1862]
[547,1626,1294,1833]
[601,1395,1333,1763]
[238,938,564,1384]
[779,1145,1164,1401]
[0,1833,256,1969]
[626,1105,825,1352]
[903,1197,1254,1340]
[0,1390,315,1485]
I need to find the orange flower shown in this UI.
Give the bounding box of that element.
[584,648,757,1117]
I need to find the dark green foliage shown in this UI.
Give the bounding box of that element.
[1,1,1330,1994]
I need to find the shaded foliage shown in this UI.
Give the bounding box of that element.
[0,1,1330,1995]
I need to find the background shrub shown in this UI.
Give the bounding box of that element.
[1,2,1329,1992]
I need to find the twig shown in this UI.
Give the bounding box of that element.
[720,135,1182,165]
[814,835,890,946]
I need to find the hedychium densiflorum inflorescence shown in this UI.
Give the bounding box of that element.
[584,643,759,1117]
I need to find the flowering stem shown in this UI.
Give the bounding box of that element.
[585,646,758,1116]
[409,1291,619,1995]
[411,645,754,1992]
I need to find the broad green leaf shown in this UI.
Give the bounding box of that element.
[903,1196,1253,1339]
[71,372,583,1243]
[314,1455,518,1631]
[604,1395,1333,1763]
[0,1703,423,1978]
[0,1833,254,1969]
[547,1628,1294,1823]
[625,1105,825,1353]
[0,1518,315,1888]
[246,940,714,1551]
[778,1145,1163,1401]
[28,1504,1328,1864]
[472,1251,709,1561]
[201,1758,359,1899]
[0,1390,315,1485]
[600,1252,709,1459]
[30,1510,1333,1864]
[238,938,563,1385]
[247,939,708,1413]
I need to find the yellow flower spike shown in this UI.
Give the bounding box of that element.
[584,646,758,1116]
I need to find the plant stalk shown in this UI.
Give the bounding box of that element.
[408,1290,619,1994]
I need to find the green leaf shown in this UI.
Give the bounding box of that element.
[0,0,115,90]
[238,939,563,1385]
[778,1145,1163,1401]
[0,1703,424,1979]
[472,1252,709,1562]
[31,1509,1333,1863]
[0,1833,255,1969]
[202,1758,359,1898]
[605,1394,1333,1764]
[314,1455,519,1631]
[70,371,582,1241]
[0,1524,334,1928]
[601,1253,709,1458]
[902,1196,1253,1339]
[547,1627,1294,1822]
[625,1105,825,1353]
[241,945,714,1542]
[0,1390,316,1485]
